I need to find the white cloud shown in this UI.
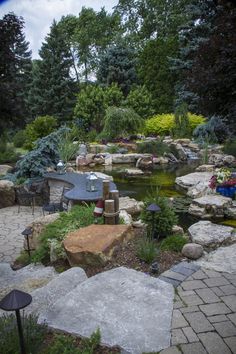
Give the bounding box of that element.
[0,0,118,58]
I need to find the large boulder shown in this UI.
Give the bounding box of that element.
[209,153,236,167]
[63,224,134,267]
[0,180,15,208]
[188,195,232,219]
[187,182,211,198]
[182,243,204,260]
[112,153,151,164]
[125,168,144,176]
[175,172,212,193]
[0,164,12,176]
[39,267,174,354]
[25,213,60,251]
[188,220,236,250]
[172,143,187,161]
[196,164,215,172]
[136,156,153,169]
[119,196,144,215]
[89,144,108,154]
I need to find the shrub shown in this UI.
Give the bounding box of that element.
[144,113,205,136]
[33,204,102,263]
[223,138,236,157]
[102,107,144,140]
[13,130,27,147]
[125,85,155,118]
[172,103,191,138]
[24,115,57,150]
[57,132,79,163]
[137,139,170,156]
[136,237,158,264]
[160,234,187,252]
[0,313,47,354]
[193,115,230,144]
[141,190,178,238]
[0,145,20,164]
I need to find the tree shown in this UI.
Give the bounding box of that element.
[125,85,155,118]
[0,12,32,131]
[27,20,76,122]
[139,36,179,113]
[97,44,138,96]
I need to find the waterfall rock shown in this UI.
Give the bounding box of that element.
[188,195,233,219]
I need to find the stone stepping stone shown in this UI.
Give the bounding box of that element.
[159,262,201,287]
[39,267,174,354]
[188,221,236,249]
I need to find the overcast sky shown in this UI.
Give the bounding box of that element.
[0,0,118,58]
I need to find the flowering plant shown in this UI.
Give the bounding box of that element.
[209,168,234,189]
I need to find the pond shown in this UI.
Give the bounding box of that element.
[80,160,201,230]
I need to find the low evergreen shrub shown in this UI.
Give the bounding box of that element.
[13,130,27,148]
[137,139,170,156]
[193,115,230,144]
[160,234,187,253]
[141,190,178,238]
[223,138,236,157]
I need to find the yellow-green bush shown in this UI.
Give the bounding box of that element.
[144,113,205,136]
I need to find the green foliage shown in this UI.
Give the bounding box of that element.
[15,127,68,178]
[13,130,27,147]
[0,313,47,354]
[172,103,191,138]
[137,139,170,156]
[102,107,144,140]
[223,138,236,157]
[106,144,120,154]
[33,204,102,263]
[141,191,178,238]
[193,116,230,144]
[44,329,101,354]
[125,85,155,118]
[24,115,57,149]
[144,113,205,136]
[104,83,124,107]
[160,234,187,252]
[57,132,79,163]
[0,145,20,164]
[136,237,158,264]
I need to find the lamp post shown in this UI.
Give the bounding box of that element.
[146,203,161,240]
[21,227,33,260]
[57,160,65,174]
[0,289,32,354]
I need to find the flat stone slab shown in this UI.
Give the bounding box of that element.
[39,267,174,354]
[195,244,236,273]
[0,263,57,299]
[188,221,236,249]
[63,224,134,267]
[26,267,87,315]
[188,195,232,219]
[125,168,144,176]
[175,172,212,191]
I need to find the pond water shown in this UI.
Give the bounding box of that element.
[80,160,201,230]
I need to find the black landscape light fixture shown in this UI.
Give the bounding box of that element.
[146,203,161,239]
[21,227,33,260]
[0,289,32,354]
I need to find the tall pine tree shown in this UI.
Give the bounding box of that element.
[27,20,76,122]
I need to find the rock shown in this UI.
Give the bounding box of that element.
[0,180,15,208]
[196,164,215,172]
[187,181,212,198]
[112,153,151,164]
[136,156,153,169]
[225,206,236,219]
[0,263,57,299]
[104,154,112,165]
[188,195,232,219]
[25,213,60,250]
[76,155,89,167]
[153,156,169,164]
[187,143,200,152]
[175,172,213,192]
[188,220,236,249]
[117,141,137,152]
[63,224,134,267]
[119,209,133,224]
[172,225,184,235]
[174,138,191,146]
[0,164,12,176]
[172,143,188,161]
[26,267,87,316]
[132,219,146,228]
[195,243,236,273]
[182,243,204,260]
[93,155,105,165]
[119,196,144,215]
[165,153,179,163]
[125,168,144,176]
[209,153,236,167]
[89,144,108,154]
[39,267,174,354]
[93,172,113,181]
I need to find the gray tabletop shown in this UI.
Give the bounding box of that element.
[44,172,116,202]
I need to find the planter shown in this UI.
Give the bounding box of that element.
[216,185,236,198]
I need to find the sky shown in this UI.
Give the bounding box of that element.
[0,0,118,58]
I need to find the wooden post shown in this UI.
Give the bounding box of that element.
[104,199,115,225]
[103,180,110,201]
[110,190,119,224]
